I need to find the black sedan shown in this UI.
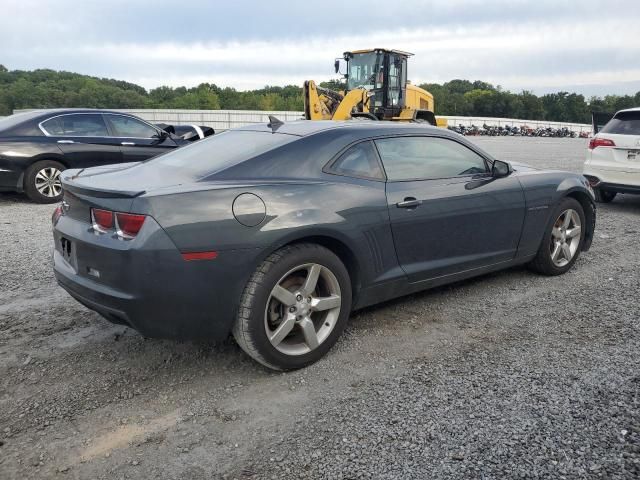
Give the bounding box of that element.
[52,120,596,370]
[0,109,192,203]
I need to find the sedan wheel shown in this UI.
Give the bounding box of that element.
[549,209,581,267]
[233,243,352,370]
[24,160,65,203]
[35,167,63,199]
[265,263,342,356]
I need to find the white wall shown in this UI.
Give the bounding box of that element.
[115,109,304,131]
[119,109,592,132]
[12,109,593,132]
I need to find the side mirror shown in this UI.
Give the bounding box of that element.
[334,59,340,74]
[492,159,512,178]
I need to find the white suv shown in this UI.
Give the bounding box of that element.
[583,107,640,202]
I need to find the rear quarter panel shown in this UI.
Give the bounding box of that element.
[134,178,399,297]
[0,138,65,190]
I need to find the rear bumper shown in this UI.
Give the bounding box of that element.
[583,165,640,189]
[53,214,258,341]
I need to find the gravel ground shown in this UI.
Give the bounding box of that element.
[0,137,638,479]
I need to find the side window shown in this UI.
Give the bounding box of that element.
[106,115,158,138]
[41,114,108,137]
[330,141,384,180]
[374,136,488,181]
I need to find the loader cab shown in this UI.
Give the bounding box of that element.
[344,48,409,120]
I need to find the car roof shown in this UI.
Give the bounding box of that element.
[616,107,640,114]
[236,120,442,137]
[29,108,137,117]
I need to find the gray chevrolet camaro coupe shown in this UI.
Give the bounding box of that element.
[52,120,596,370]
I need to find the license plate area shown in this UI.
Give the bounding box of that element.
[59,236,77,271]
[627,149,640,161]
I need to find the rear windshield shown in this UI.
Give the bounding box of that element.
[147,130,297,178]
[600,111,640,135]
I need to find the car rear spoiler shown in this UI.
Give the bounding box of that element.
[61,180,145,198]
[60,168,146,198]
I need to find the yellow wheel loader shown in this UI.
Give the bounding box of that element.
[304,48,446,127]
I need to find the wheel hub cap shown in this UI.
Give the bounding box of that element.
[35,167,62,197]
[550,208,581,267]
[264,263,342,356]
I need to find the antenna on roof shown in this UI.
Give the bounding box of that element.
[267,115,284,132]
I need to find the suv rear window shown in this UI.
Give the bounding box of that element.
[600,111,640,135]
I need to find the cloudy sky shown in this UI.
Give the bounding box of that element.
[1,0,639,95]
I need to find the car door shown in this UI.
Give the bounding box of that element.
[39,113,123,167]
[104,114,177,162]
[376,135,526,283]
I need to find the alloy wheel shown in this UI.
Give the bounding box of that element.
[550,208,581,267]
[34,167,62,198]
[264,263,342,356]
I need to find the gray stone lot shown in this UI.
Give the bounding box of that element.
[0,136,638,479]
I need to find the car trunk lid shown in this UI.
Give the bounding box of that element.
[60,165,145,223]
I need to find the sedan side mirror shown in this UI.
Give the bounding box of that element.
[492,159,512,178]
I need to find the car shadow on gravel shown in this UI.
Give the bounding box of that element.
[0,192,33,205]
[603,194,640,212]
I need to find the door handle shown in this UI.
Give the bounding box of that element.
[57,140,74,144]
[121,142,135,146]
[396,197,422,209]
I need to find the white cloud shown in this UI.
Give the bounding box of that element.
[1,0,639,94]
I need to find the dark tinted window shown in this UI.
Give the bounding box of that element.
[375,136,487,181]
[600,111,640,135]
[146,130,297,178]
[106,114,158,138]
[41,114,108,137]
[330,141,384,180]
[0,111,44,134]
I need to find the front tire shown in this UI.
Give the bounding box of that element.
[24,160,64,203]
[528,197,585,276]
[232,243,352,371]
[594,188,616,203]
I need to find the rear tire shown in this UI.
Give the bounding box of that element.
[24,160,64,203]
[594,188,616,203]
[528,197,585,276]
[232,243,352,371]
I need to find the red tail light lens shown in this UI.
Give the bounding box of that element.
[52,205,63,225]
[115,212,146,238]
[92,208,114,232]
[90,208,146,239]
[182,251,218,261]
[589,137,615,149]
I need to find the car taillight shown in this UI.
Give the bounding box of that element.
[52,205,63,225]
[92,208,114,232]
[115,212,146,238]
[589,137,615,149]
[90,208,146,239]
